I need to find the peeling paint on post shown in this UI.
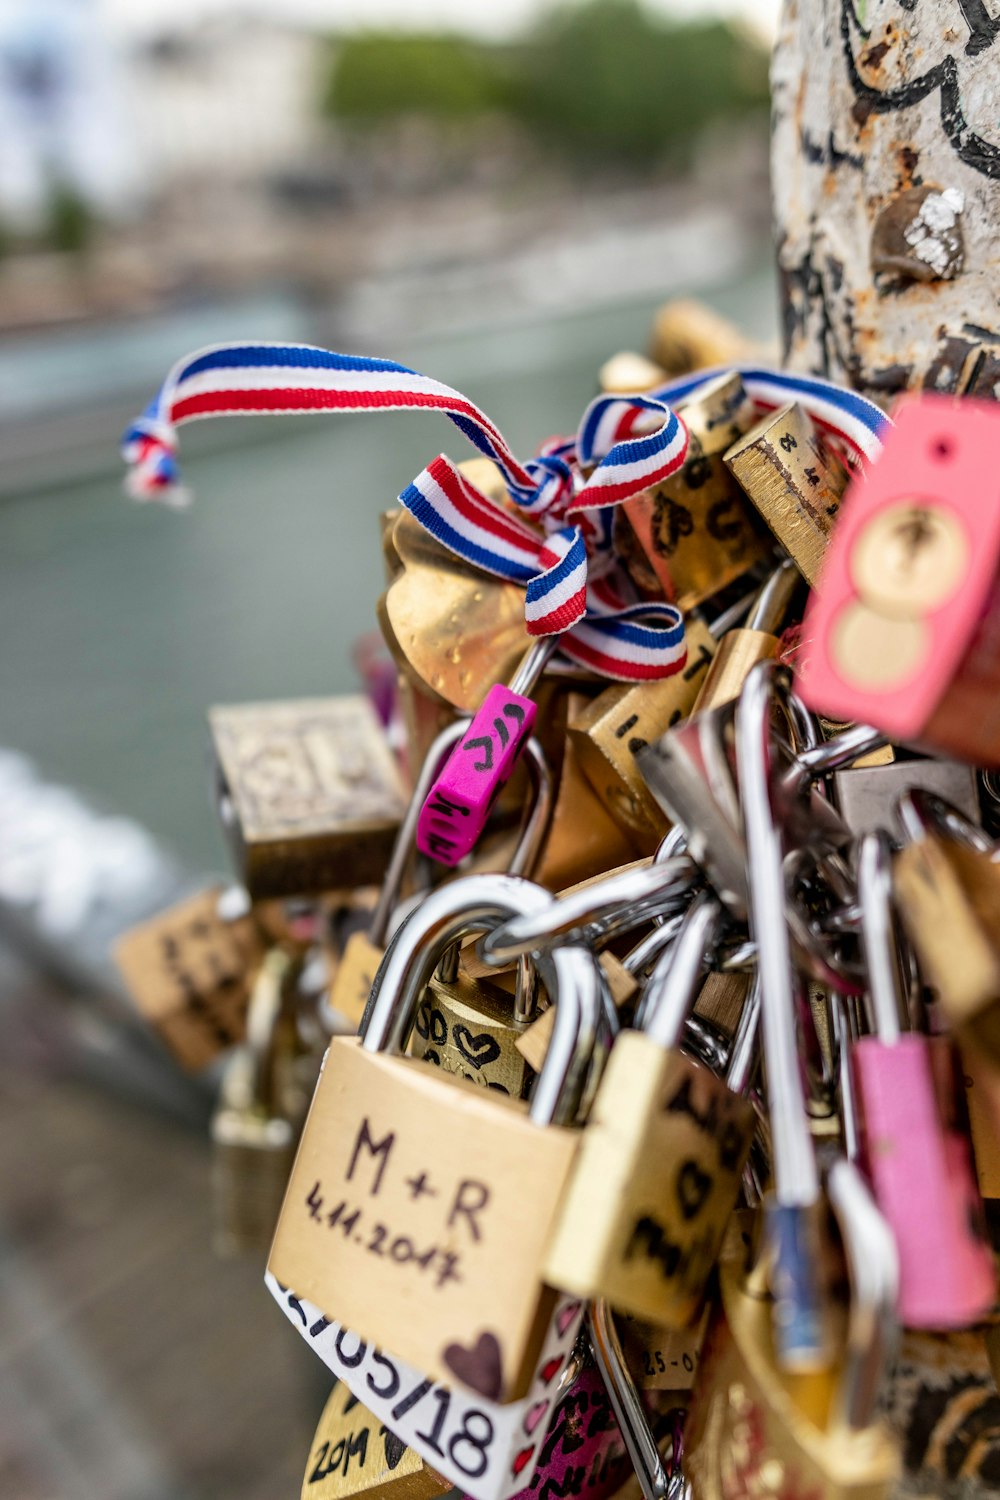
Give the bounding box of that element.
[772,0,1000,404]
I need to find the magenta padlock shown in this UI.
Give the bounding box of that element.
[417,638,557,866]
[852,831,995,1329]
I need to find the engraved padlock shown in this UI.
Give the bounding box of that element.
[270,1269,626,1500]
[797,394,1000,764]
[211,946,313,1257]
[683,1160,900,1499]
[301,1379,449,1500]
[852,829,996,1328]
[566,588,757,848]
[893,788,1000,1070]
[543,893,757,1328]
[210,696,408,898]
[113,882,265,1070]
[268,871,601,1403]
[724,401,849,586]
[688,558,801,714]
[618,372,772,611]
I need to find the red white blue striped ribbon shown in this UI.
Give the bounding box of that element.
[122,340,689,678]
[577,365,890,468]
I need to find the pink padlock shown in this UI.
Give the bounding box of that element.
[798,395,1000,765]
[417,639,557,866]
[852,830,995,1329]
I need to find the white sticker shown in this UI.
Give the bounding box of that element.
[265,1272,583,1500]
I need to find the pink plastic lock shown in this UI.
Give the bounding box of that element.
[417,640,556,866]
[798,395,1000,755]
[852,832,995,1329]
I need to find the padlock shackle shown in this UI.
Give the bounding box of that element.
[508,634,560,699]
[793,721,890,782]
[244,947,300,1107]
[724,971,761,1093]
[746,556,800,636]
[857,831,909,1044]
[826,1157,899,1434]
[588,1300,683,1500]
[369,716,470,947]
[362,872,599,1125]
[896,786,993,855]
[736,661,819,1208]
[642,892,722,1051]
[479,855,698,966]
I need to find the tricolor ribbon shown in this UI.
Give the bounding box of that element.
[122,342,889,682]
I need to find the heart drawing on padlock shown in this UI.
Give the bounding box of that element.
[523,1400,550,1436]
[510,1446,535,1478]
[556,1301,582,1337]
[676,1159,714,1220]
[539,1356,563,1384]
[453,1025,502,1070]
[443,1330,505,1399]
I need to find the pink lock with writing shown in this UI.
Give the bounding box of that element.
[417,640,556,866]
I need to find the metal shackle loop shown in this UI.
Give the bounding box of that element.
[857,830,908,1044]
[479,855,699,966]
[362,872,599,1126]
[641,891,722,1052]
[588,1300,685,1500]
[825,1157,899,1434]
[896,786,993,855]
[736,659,818,1207]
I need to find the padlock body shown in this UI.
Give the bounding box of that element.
[417,685,537,866]
[210,697,406,898]
[301,1379,450,1500]
[620,1310,706,1393]
[620,374,771,611]
[114,885,263,1070]
[211,1108,296,1257]
[960,1046,1000,1199]
[543,1035,754,1327]
[724,402,847,584]
[267,1272,586,1500]
[689,627,780,714]
[852,1034,995,1328]
[413,972,532,1099]
[329,930,384,1031]
[567,620,716,845]
[685,1249,898,1500]
[269,1038,578,1401]
[832,756,979,839]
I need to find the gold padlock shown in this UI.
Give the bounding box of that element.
[683,1164,900,1499]
[210,696,407,899]
[413,959,536,1100]
[725,402,848,586]
[688,559,800,715]
[892,794,1000,1068]
[113,884,263,1070]
[211,946,316,1257]
[648,297,756,377]
[532,699,641,887]
[543,894,757,1327]
[619,1310,706,1394]
[268,875,599,1404]
[301,1380,449,1500]
[567,588,757,847]
[619,372,773,611]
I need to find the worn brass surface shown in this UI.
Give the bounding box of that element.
[301,1381,448,1500]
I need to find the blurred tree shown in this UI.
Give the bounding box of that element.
[508,0,769,167]
[327,33,505,122]
[325,0,769,173]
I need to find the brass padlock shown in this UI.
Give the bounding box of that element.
[683,1165,900,1499]
[210,696,407,899]
[647,297,756,376]
[543,893,757,1327]
[301,1380,449,1500]
[531,698,640,888]
[893,791,1000,1068]
[113,883,263,1070]
[211,946,315,1257]
[619,1311,707,1395]
[688,558,800,715]
[567,589,757,848]
[414,957,536,1100]
[618,372,773,611]
[268,872,600,1403]
[724,401,849,585]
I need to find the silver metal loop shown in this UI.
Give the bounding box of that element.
[896,786,993,853]
[478,856,698,965]
[642,892,722,1051]
[361,872,599,1126]
[825,1157,899,1433]
[856,830,908,1043]
[588,1300,685,1500]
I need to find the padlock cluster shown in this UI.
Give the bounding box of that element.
[115,303,1000,1500]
